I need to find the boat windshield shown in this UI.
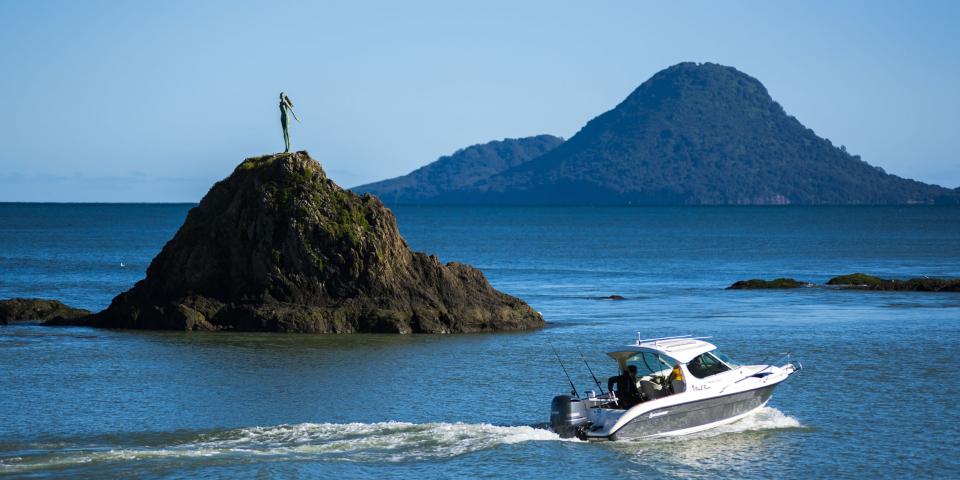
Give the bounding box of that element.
[625,352,677,377]
[687,351,738,379]
[711,350,739,368]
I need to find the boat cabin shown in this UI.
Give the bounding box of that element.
[604,335,740,409]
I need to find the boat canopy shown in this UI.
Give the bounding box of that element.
[607,336,717,364]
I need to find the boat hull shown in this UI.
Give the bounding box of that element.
[608,383,777,440]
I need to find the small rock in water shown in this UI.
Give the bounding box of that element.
[727,278,809,289]
[0,298,91,325]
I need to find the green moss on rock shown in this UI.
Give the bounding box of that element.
[827,273,883,287]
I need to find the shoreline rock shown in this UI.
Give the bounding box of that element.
[60,151,543,333]
[0,298,90,325]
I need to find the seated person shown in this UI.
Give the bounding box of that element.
[669,364,686,394]
[607,365,641,408]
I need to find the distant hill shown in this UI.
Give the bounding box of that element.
[353,135,562,203]
[361,62,959,205]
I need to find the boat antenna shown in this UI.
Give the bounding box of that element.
[553,350,580,398]
[576,346,605,395]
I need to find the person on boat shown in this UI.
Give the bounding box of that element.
[279,92,300,153]
[608,365,641,408]
[668,363,686,394]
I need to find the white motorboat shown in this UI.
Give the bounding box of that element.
[550,335,801,440]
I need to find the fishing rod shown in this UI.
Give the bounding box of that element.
[576,346,605,395]
[553,350,580,398]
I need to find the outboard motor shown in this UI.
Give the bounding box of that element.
[550,395,590,438]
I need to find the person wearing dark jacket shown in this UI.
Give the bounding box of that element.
[607,365,641,408]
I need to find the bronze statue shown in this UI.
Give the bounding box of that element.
[279,92,300,153]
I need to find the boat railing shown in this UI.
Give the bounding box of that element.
[635,333,714,346]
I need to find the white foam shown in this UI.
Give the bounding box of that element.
[0,410,801,472]
[709,406,802,435]
[0,422,563,472]
[609,407,805,473]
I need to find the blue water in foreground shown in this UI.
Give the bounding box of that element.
[1,204,959,479]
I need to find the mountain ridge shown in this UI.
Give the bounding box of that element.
[353,135,562,203]
[359,62,958,205]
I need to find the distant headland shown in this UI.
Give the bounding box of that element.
[355,62,960,205]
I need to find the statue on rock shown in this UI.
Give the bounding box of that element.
[279,92,300,153]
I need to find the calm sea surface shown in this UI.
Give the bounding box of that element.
[1,204,959,479]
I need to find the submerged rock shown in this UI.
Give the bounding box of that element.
[726,278,809,290]
[69,152,543,333]
[0,298,90,325]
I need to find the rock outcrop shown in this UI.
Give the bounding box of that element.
[0,298,90,325]
[826,273,884,288]
[827,273,960,292]
[727,278,809,290]
[71,152,543,333]
[728,273,960,291]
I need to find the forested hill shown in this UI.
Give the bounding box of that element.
[352,135,562,203]
[359,62,959,205]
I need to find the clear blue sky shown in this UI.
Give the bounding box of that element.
[1,1,957,201]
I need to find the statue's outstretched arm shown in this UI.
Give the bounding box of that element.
[289,106,300,123]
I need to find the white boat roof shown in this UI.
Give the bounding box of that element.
[607,335,717,364]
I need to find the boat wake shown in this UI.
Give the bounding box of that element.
[0,422,562,473]
[609,407,806,474]
[1,409,802,474]
[705,406,802,436]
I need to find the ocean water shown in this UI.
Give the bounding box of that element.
[1,204,959,479]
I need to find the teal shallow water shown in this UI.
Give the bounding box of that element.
[1,205,959,478]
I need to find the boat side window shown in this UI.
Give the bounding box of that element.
[687,352,732,379]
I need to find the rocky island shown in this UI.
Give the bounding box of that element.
[50,152,543,333]
[728,273,960,291]
[727,278,811,289]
